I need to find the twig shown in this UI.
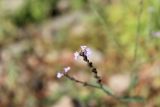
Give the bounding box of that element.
[71,48,144,102]
[58,46,144,102]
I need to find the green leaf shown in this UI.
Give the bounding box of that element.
[128,74,139,91]
[102,86,114,96]
[120,96,145,102]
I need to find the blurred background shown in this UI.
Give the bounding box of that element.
[0,0,160,107]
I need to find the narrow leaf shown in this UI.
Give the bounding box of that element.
[120,96,145,102]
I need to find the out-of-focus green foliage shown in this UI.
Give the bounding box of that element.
[70,0,87,10]
[148,0,160,32]
[0,0,160,106]
[11,0,58,26]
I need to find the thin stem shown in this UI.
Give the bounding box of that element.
[134,0,143,62]
[63,47,144,102]
[65,74,130,102]
[65,74,114,96]
[65,74,100,89]
[80,51,102,87]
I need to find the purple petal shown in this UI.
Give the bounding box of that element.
[85,48,92,57]
[64,66,71,73]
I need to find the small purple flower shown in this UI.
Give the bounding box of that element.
[80,45,92,57]
[84,48,92,57]
[57,72,64,78]
[74,51,79,60]
[64,66,71,73]
[74,46,92,61]
[57,66,71,79]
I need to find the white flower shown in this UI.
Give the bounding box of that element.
[57,66,71,79]
[80,45,87,51]
[74,51,79,60]
[57,72,64,78]
[64,66,71,73]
